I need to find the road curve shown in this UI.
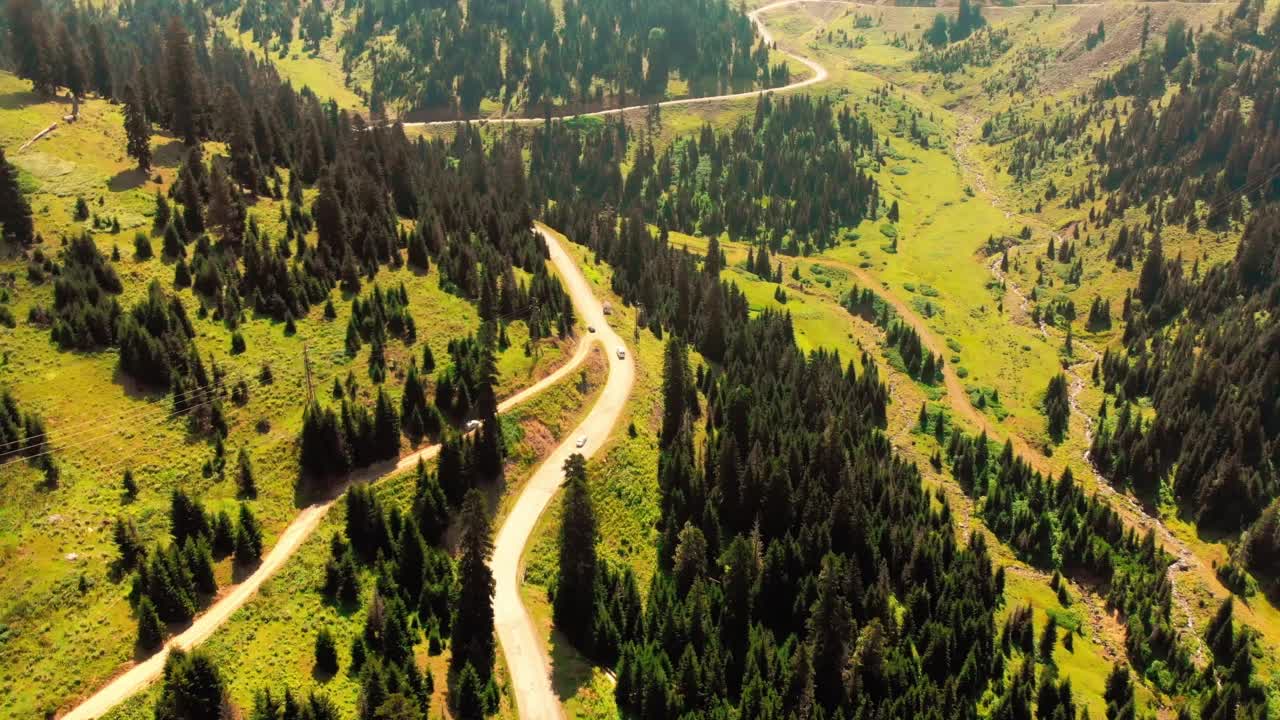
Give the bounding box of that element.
[59,230,609,720]
[400,1,828,129]
[492,225,635,720]
[396,0,1229,129]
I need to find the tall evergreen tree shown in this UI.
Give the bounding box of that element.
[153,648,228,720]
[373,388,401,461]
[6,0,56,94]
[123,83,152,171]
[660,337,691,449]
[136,595,164,650]
[553,453,597,649]
[451,489,495,680]
[236,447,256,497]
[164,16,201,145]
[234,502,264,565]
[0,146,36,245]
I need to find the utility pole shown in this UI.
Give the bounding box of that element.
[303,344,314,405]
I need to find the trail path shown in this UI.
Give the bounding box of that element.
[59,3,1241,717]
[491,226,635,720]
[950,87,1217,663]
[399,2,828,129]
[59,230,613,720]
[736,0,1223,662]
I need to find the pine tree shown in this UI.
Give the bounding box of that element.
[181,536,217,595]
[113,516,144,567]
[396,517,429,603]
[660,337,691,449]
[1137,233,1164,306]
[236,447,256,497]
[123,83,152,171]
[122,468,139,499]
[56,22,88,99]
[154,190,170,230]
[136,595,164,650]
[451,489,495,680]
[1039,616,1058,662]
[234,502,264,565]
[169,488,210,544]
[211,510,235,557]
[1043,374,1070,443]
[0,146,36,245]
[412,459,449,543]
[220,85,261,193]
[554,453,598,650]
[408,227,430,270]
[704,234,722,277]
[1103,664,1135,720]
[314,627,339,674]
[164,17,202,145]
[205,161,243,243]
[373,388,401,460]
[454,662,487,720]
[6,0,56,94]
[807,554,852,710]
[85,22,111,97]
[154,648,228,720]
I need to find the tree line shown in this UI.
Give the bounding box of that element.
[530,122,1139,717]
[339,0,780,117]
[1093,206,1280,579]
[532,94,882,257]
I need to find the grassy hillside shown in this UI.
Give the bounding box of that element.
[0,68,572,717]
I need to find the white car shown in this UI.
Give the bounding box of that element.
[464,419,482,432]
[575,435,588,448]
[616,347,626,360]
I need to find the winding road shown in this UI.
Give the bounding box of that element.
[493,226,635,720]
[59,228,628,720]
[59,2,1251,718]
[399,1,829,130]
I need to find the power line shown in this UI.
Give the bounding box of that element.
[2,270,575,468]
[0,371,254,455]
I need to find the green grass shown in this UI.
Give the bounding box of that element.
[218,15,368,112]
[0,70,572,717]
[999,572,1151,720]
[99,348,607,720]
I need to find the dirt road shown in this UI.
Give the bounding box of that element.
[491,226,635,720]
[399,2,828,130]
[59,230,610,720]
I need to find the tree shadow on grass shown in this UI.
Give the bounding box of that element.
[546,624,594,704]
[110,364,169,403]
[311,663,335,683]
[0,88,66,111]
[107,167,148,192]
[152,140,186,168]
[231,558,262,584]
